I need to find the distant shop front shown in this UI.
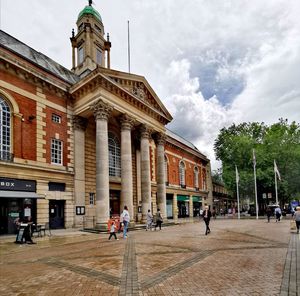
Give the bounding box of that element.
[0,178,43,235]
[177,195,203,218]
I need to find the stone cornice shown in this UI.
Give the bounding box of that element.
[90,99,113,121]
[0,49,71,97]
[166,137,209,163]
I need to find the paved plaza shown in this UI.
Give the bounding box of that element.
[0,218,298,296]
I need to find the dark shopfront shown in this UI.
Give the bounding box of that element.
[0,178,42,235]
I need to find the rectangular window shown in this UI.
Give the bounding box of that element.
[51,139,63,165]
[49,182,65,191]
[52,114,61,123]
[89,193,95,205]
[96,48,102,64]
[78,47,84,64]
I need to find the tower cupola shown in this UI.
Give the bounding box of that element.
[70,0,112,77]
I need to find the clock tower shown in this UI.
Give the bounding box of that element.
[70,0,111,77]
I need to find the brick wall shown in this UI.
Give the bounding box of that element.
[165,143,206,189]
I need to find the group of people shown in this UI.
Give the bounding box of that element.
[108,206,163,241]
[146,209,163,231]
[109,205,213,240]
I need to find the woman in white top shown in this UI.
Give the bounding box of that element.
[121,205,130,238]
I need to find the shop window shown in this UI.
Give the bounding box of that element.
[51,139,63,165]
[108,132,121,177]
[0,97,11,161]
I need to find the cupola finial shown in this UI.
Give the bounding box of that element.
[88,0,92,6]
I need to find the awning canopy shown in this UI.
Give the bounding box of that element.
[193,196,202,202]
[177,195,203,202]
[0,191,44,199]
[177,195,189,202]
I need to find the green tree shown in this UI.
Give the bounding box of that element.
[214,119,300,209]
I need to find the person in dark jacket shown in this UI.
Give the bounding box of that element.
[202,205,212,235]
[154,208,163,231]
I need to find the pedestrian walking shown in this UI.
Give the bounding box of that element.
[146,209,153,231]
[274,206,282,222]
[154,208,163,231]
[202,205,212,235]
[108,221,119,241]
[294,207,300,234]
[120,205,130,238]
[199,207,203,218]
[266,207,272,222]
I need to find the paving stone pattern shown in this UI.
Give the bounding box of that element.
[280,233,300,296]
[0,219,296,295]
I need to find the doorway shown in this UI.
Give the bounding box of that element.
[109,190,120,217]
[49,200,65,229]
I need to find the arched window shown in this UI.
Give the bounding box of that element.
[0,97,11,161]
[164,155,169,184]
[108,132,121,177]
[194,166,199,189]
[179,161,185,187]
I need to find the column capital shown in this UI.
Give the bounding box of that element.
[73,115,88,131]
[140,124,152,139]
[120,114,135,131]
[90,99,113,121]
[155,132,167,146]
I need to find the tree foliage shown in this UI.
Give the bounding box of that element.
[214,119,300,207]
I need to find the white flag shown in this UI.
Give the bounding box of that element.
[274,160,281,181]
[253,149,256,167]
[235,165,239,184]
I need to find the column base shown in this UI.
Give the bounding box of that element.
[95,223,108,231]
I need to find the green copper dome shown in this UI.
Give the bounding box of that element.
[77,5,102,22]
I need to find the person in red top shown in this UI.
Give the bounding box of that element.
[202,205,212,235]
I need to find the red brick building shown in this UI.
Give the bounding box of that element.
[0,2,212,234]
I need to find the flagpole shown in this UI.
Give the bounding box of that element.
[235,165,240,219]
[274,160,279,205]
[253,149,258,220]
[127,20,131,73]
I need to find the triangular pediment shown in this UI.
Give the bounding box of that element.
[101,69,173,122]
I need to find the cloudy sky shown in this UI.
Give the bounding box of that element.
[2,0,300,169]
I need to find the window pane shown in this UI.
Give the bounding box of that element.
[51,139,63,165]
[0,98,11,160]
[108,132,121,177]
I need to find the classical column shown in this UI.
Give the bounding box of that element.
[140,124,152,222]
[173,194,178,223]
[156,133,167,219]
[120,114,135,220]
[73,116,88,227]
[90,99,113,229]
[189,195,194,219]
